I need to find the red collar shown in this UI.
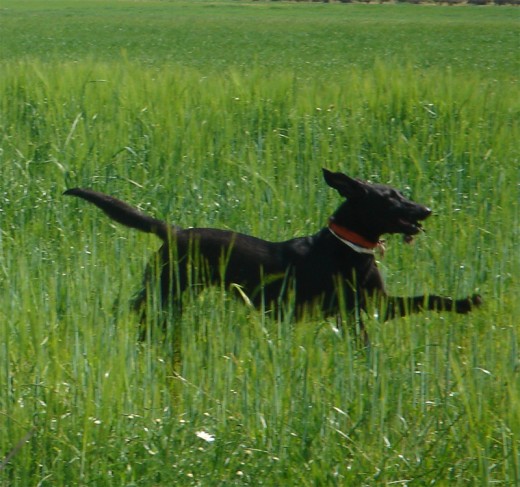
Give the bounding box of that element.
[328,220,380,250]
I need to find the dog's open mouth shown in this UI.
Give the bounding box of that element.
[398,215,429,243]
[399,218,424,235]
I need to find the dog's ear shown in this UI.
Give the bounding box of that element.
[322,169,367,199]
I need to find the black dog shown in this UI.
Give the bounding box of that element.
[65,169,480,343]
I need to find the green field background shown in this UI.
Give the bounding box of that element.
[1,1,519,485]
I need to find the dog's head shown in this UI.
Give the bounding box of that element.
[323,169,431,243]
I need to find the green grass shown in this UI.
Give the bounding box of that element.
[1,1,519,76]
[1,1,519,485]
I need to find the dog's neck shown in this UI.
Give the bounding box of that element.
[328,219,383,256]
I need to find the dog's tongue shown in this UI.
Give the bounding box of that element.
[403,235,414,244]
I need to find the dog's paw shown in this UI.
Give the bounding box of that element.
[455,294,482,314]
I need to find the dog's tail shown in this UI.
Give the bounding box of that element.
[64,188,176,241]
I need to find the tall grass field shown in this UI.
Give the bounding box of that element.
[1,1,519,484]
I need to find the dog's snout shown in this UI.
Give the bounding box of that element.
[409,205,431,221]
[423,207,432,219]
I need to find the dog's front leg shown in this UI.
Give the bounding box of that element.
[335,312,371,348]
[357,316,371,348]
[383,294,482,320]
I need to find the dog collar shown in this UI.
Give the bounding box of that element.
[328,220,383,256]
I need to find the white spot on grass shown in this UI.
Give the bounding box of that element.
[196,430,215,443]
